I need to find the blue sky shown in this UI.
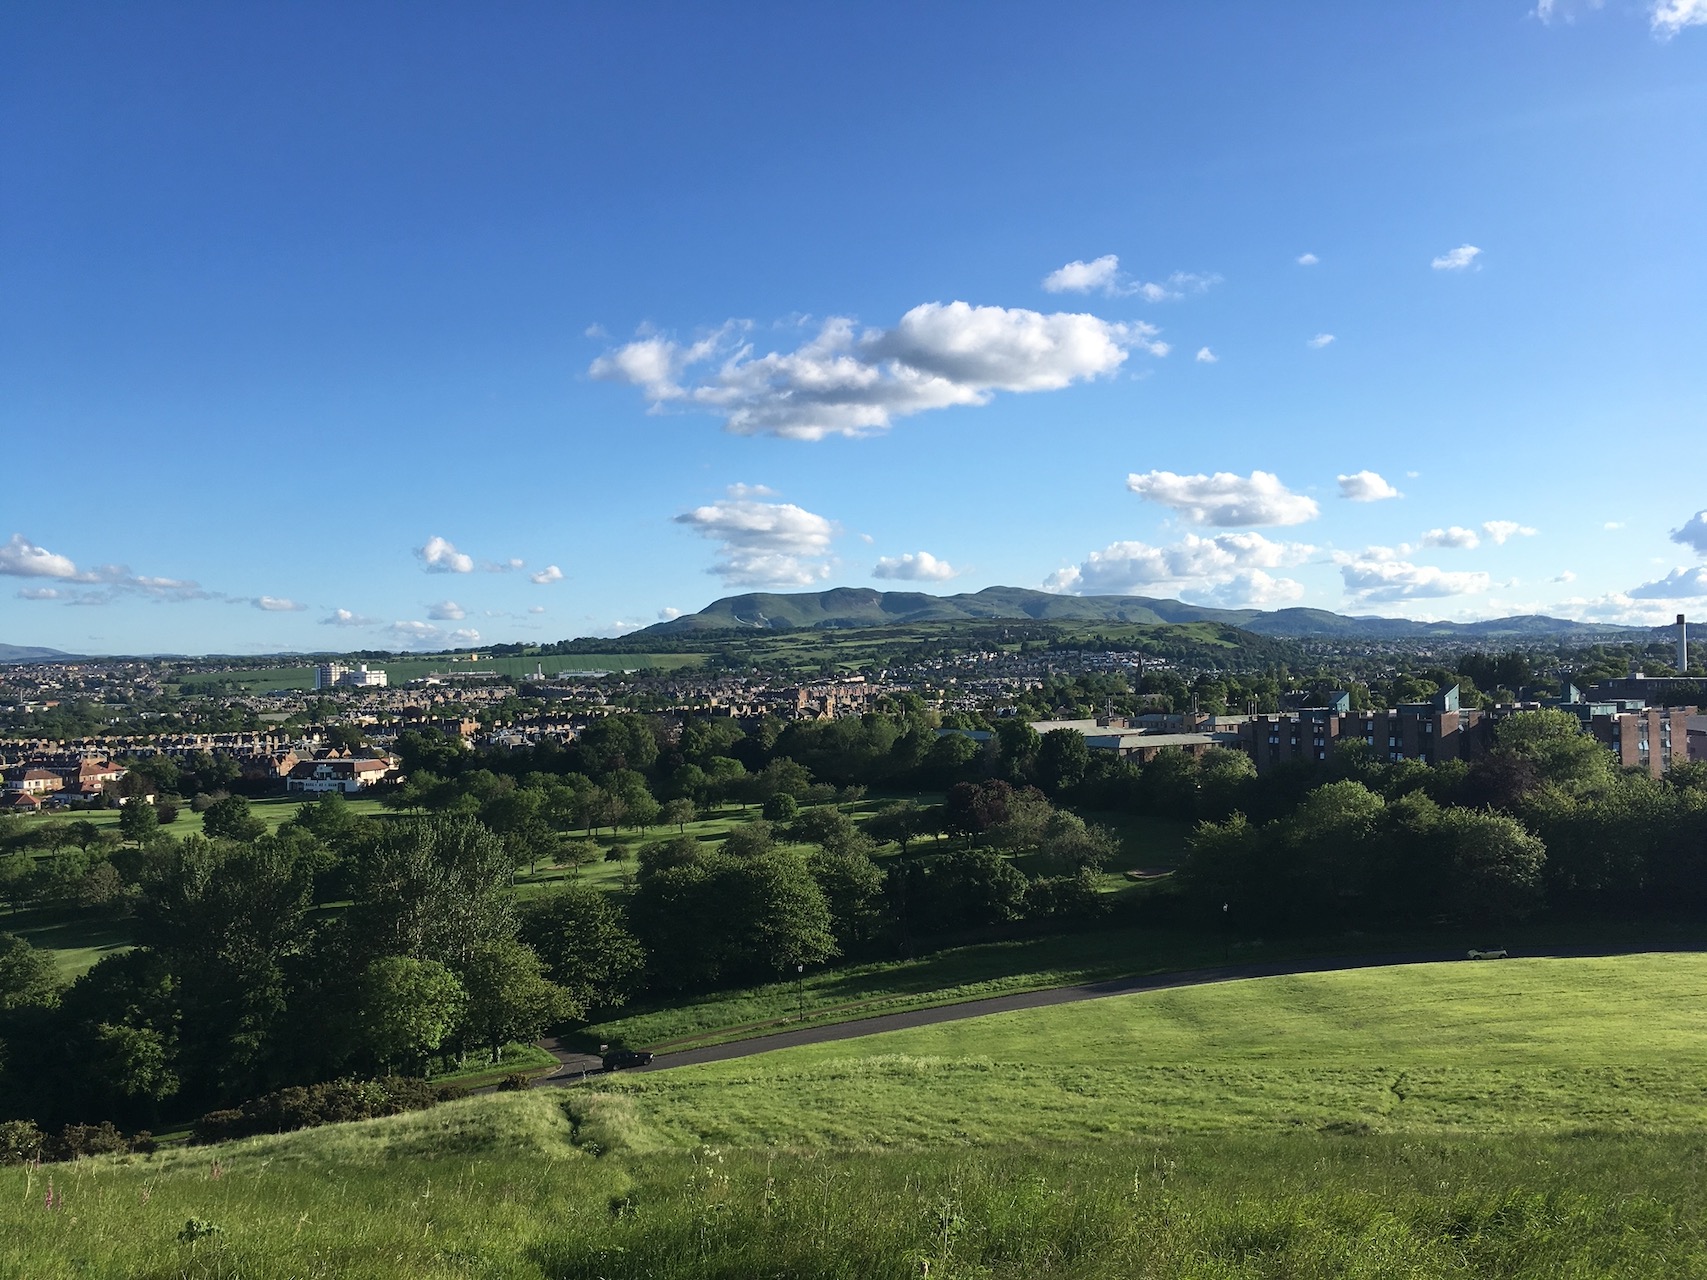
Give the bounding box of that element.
[3,1,1705,655]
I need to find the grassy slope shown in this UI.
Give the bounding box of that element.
[596,954,1707,1147]
[7,956,1707,1278]
[176,652,705,692]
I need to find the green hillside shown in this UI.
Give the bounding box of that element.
[7,954,1707,1278]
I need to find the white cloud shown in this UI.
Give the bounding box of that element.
[1652,0,1707,37]
[253,596,306,612]
[1296,253,1319,266]
[1605,521,1625,531]
[872,551,960,582]
[1423,526,1482,549]
[1536,0,1605,24]
[530,565,564,585]
[387,620,444,646]
[1481,520,1537,544]
[1670,510,1707,555]
[16,587,60,600]
[1431,244,1482,271]
[448,628,481,645]
[1552,570,1577,583]
[1337,471,1402,502]
[1184,569,1306,608]
[1307,333,1335,349]
[1628,567,1707,599]
[1042,255,1220,301]
[484,557,525,573]
[1042,255,1122,294]
[1047,531,1314,596]
[0,533,83,579]
[322,608,379,627]
[0,533,210,603]
[416,536,475,574]
[528,605,547,615]
[593,302,1164,440]
[1195,347,1218,364]
[1127,470,1319,527]
[725,483,777,499]
[427,600,467,621]
[674,495,837,587]
[1337,553,1492,603]
[657,606,683,621]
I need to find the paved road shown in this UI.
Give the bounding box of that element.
[534,942,1694,1085]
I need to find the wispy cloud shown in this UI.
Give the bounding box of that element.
[322,609,379,627]
[1335,551,1492,603]
[1423,526,1481,549]
[1296,252,1319,266]
[1128,470,1319,527]
[253,596,306,612]
[1195,347,1218,364]
[427,600,466,621]
[593,302,1165,440]
[873,551,960,582]
[674,488,837,587]
[1670,510,1707,556]
[1337,471,1402,502]
[0,533,211,604]
[1042,254,1221,301]
[1307,333,1335,349]
[1481,520,1537,544]
[530,565,564,585]
[1651,0,1707,38]
[1046,531,1313,599]
[1431,244,1482,271]
[1627,566,1707,599]
[416,536,475,574]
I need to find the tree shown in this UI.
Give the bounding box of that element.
[352,956,465,1075]
[1036,728,1091,795]
[340,815,517,971]
[924,848,1028,930]
[0,932,59,1012]
[866,800,927,854]
[721,820,775,859]
[557,839,601,879]
[518,884,646,1011]
[807,846,886,947]
[119,798,158,845]
[662,797,697,832]
[202,795,266,843]
[456,940,575,1063]
[762,793,799,823]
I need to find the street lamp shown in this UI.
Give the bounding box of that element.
[1223,903,1230,963]
[796,963,805,1020]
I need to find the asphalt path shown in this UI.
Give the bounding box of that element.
[533,942,1694,1086]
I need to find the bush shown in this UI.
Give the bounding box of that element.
[497,1073,531,1092]
[192,1076,465,1145]
[51,1121,131,1161]
[0,1119,45,1165]
[603,846,627,862]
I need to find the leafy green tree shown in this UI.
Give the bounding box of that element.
[518,883,646,1011]
[353,956,465,1075]
[119,799,158,845]
[807,846,886,947]
[721,820,775,859]
[762,793,799,823]
[0,932,59,1012]
[202,795,266,843]
[1036,728,1090,795]
[866,800,927,854]
[662,797,697,832]
[456,940,575,1062]
[341,815,516,971]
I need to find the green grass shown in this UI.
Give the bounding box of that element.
[7,956,1707,1277]
[596,953,1707,1148]
[15,793,390,841]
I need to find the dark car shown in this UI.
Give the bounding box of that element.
[601,1049,654,1071]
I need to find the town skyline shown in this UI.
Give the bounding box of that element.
[4,2,1706,656]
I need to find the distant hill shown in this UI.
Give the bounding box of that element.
[638,586,1645,642]
[0,643,79,664]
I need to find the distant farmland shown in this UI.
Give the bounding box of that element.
[177,652,707,692]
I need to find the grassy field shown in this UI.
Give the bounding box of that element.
[591,954,1707,1148]
[6,955,1707,1277]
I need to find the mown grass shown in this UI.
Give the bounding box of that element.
[7,956,1707,1277]
[596,954,1707,1146]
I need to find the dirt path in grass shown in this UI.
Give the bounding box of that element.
[533,941,1693,1086]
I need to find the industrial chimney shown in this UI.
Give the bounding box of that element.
[1680,614,1690,675]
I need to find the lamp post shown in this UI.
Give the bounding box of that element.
[1223,902,1230,963]
[796,963,805,1019]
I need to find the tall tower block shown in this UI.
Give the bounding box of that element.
[1680,614,1690,675]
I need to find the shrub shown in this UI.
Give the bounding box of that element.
[51,1121,131,1160]
[0,1119,45,1165]
[191,1076,465,1145]
[497,1073,531,1092]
